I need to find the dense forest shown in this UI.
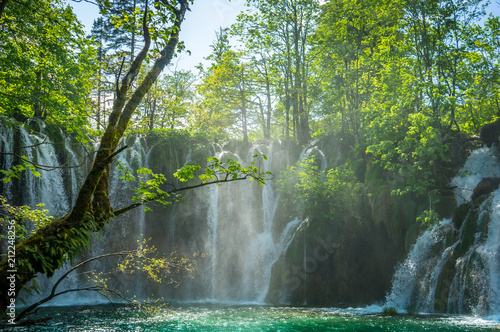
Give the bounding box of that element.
[1,0,500,325]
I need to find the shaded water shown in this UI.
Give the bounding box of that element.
[6,305,500,331]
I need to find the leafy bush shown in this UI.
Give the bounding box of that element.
[277,157,361,223]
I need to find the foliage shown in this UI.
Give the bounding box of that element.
[416,209,440,227]
[314,0,498,198]
[0,158,40,184]
[15,238,194,323]
[114,154,271,213]
[178,154,271,186]
[0,0,97,137]
[278,157,360,222]
[366,113,450,196]
[117,239,196,284]
[194,30,249,141]
[0,196,53,242]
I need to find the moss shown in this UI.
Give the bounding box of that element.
[285,231,306,266]
[452,203,471,230]
[434,256,455,313]
[405,222,425,253]
[365,162,383,184]
[454,209,479,259]
[434,193,457,219]
[382,307,398,316]
[399,199,417,225]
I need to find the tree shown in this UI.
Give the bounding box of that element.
[237,0,319,144]
[0,0,96,136]
[196,28,255,142]
[136,66,195,131]
[232,11,281,140]
[101,0,147,65]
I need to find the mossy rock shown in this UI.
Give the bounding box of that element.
[434,256,455,313]
[365,162,384,184]
[452,203,471,230]
[453,209,479,259]
[434,192,457,219]
[405,222,426,253]
[471,178,500,202]
[399,199,418,225]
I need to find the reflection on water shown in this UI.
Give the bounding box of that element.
[5,304,500,331]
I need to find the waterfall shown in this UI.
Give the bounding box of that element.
[0,124,14,201]
[385,218,455,311]
[478,189,500,314]
[206,151,223,300]
[386,147,500,314]
[195,144,282,303]
[182,141,324,304]
[1,121,328,306]
[9,121,70,217]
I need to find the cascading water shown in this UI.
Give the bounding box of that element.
[109,136,150,241]
[386,147,500,315]
[178,141,326,304]
[1,121,328,306]
[0,124,14,201]
[191,142,289,303]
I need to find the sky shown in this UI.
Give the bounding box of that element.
[68,0,500,72]
[68,0,247,71]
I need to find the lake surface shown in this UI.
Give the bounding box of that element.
[6,304,500,331]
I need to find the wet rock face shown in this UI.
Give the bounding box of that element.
[480,119,500,148]
[471,177,500,202]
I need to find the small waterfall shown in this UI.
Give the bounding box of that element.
[299,142,328,173]
[7,122,70,217]
[33,137,69,216]
[385,218,454,311]
[206,152,222,300]
[188,141,326,304]
[386,147,500,314]
[109,136,149,241]
[0,124,14,201]
[477,189,500,314]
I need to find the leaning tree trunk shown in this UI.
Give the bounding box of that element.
[0,0,191,314]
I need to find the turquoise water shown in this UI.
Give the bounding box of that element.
[6,305,500,331]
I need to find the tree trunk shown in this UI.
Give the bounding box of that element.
[33,71,43,118]
[241,65,248,142]
[265,73,272,140]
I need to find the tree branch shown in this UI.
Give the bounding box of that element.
[112,174,258,217]
[15,250,138,322]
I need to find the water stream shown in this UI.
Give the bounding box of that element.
[386,147,500,315]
